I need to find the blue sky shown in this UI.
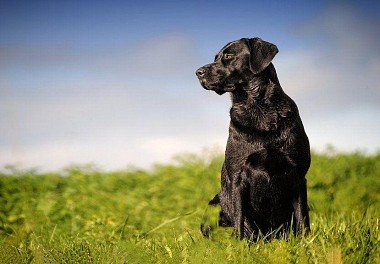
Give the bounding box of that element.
[1,1,380,170]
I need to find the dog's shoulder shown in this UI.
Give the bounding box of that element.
[230,81,300,133]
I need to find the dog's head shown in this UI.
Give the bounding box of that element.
[196,38,278,95]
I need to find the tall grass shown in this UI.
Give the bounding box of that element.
[0,152,379,263]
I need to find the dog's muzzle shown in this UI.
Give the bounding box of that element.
[196,66,236,94]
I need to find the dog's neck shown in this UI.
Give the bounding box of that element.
[229,65,287,133]
[231,64,282,105]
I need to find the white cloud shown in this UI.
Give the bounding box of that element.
[128,34,198,76]
[0,33,230,170]
[274,3,380,152]
[277,2,380,113]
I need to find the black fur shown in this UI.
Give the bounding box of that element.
[196,38,311,240]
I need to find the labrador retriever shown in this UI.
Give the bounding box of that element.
[196,38,311,240]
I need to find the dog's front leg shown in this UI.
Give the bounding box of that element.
[232,171,249,239]
[292,178,310,234]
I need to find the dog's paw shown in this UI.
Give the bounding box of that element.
[200,224,212,238]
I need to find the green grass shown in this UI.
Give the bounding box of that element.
[0,152,379,263]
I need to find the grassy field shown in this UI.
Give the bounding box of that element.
[0,151,379,263]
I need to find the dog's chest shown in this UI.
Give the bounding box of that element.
[224,127,265,173]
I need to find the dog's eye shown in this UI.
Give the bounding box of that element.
[224,54,234,60]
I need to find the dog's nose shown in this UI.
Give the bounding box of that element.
[196,68,206,77]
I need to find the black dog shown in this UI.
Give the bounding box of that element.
[196,38,311,240]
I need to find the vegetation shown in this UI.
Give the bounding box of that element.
[0,151,379,263]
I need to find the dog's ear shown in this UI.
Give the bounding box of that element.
[246,38,278,74]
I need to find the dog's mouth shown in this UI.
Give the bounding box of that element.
[224,84,235,92]
[199,80,218,90]
[200,80,236,93]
